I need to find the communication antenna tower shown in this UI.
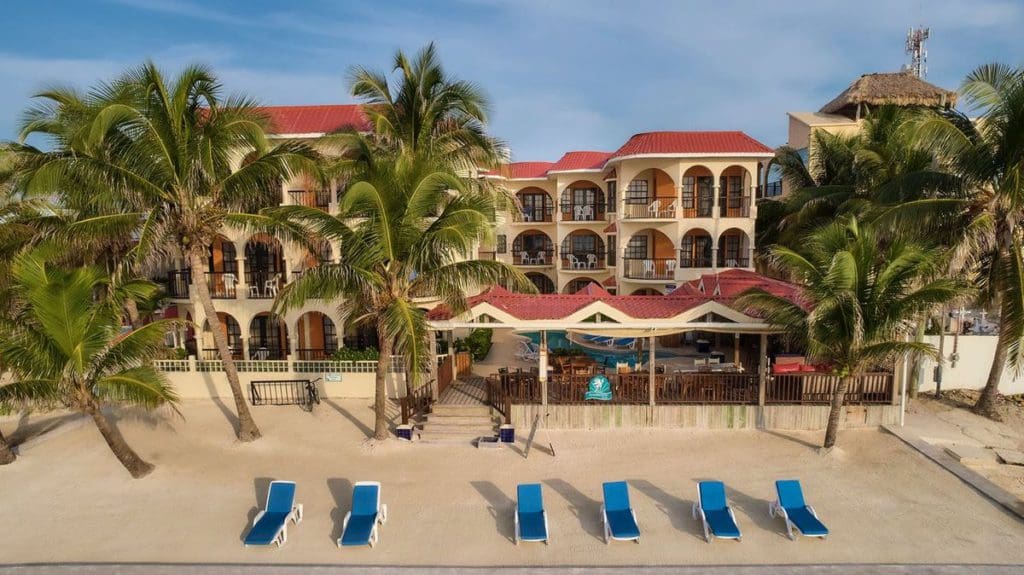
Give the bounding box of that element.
[904,26,930,78]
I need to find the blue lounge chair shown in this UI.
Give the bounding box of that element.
[769,480,829,540]
[692,481,741,542]
[514,483,549,545]
[338,481,388,548]
[601,481,640,544]
[243,480,303,548]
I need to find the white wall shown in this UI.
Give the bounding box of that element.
[918,335,1024,395]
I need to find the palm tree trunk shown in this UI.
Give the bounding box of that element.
[823,375,852,449]
[908,319,926,399]
[188,249,261,442]
[974,332,1007,419]
[0,429,16,465]
[84,402,153,478]
[124,298,143,330]
[373,330,392,440]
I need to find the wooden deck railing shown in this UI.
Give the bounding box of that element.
[655,373,759,404]
[437,354,455,397]
[400,381,433,424]
[767,372,893,405]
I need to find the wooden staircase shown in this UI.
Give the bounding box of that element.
[416,376,500,444]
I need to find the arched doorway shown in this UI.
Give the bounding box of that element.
[201,312,243,360]
[525,272,555,294]
[624,168,675,219]
[512,230,554,265]
[249,313,289,360]
[564,277,598,294]
[296,312,338,360]
[560,180,605,222]
[718,228,752,268]
[245,233,286,298]
[680,228,713,268]
[682,165,714,218]
[719,165,752,217]
[517,187,554,222]
[624,229,676,280]
[207,234,239,299]
[560,230,605,270]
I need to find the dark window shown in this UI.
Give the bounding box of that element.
[607,181,617,212]
[625,179,649,204]
[323,317,338,353]
[571,234,597,253]
[607,235,616,266]
[697,176,714,216]
[625,235,648,259]
[682,176,695,209]
[497,235,507,254]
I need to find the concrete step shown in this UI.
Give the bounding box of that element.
[420,424,497,436]
[425,414,501,426]
[430,405,492,417]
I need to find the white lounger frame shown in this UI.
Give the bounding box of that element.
[692,488,741,543]
[600,503,640,544]
[339,480,389,548]
[768,498,827,540]
[246,481,303,548]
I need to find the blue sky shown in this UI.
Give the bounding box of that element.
[1,0,1022,159]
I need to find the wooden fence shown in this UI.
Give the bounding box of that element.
[455,351,472,377]
[437,354,455,397]
[400,382,434,424]
[488,371,891,407]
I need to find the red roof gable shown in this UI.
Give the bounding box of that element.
[484,162,555,179]
[602,276,617,287]
[258,104,369,135]
[611,131,773,158]
[427,270,801,321]
[548,151,612,172]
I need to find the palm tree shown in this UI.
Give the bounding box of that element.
[266,141,532,439]
[737,218,966,448]
[0,253,178,477]
[12,63,319,441]
[902,63,1024,417]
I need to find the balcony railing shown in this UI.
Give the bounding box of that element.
[518,205,554,223]
[717,256,750,268]
[764,181,783,197]
[166,270,191,299]
[201,347,244,361]
[561,251,606,271]
[680,197,714,218]
[719,195,752,217]
[248,346,288,360]
[560,201,606,222]
[679,255,713,268]
[246,271,284,299]
[296,348,337,360]
[288,189,331,210]
[622,198,677,219]
[513,250,555,266]
[207,271,238,299]
[623,257,676,280]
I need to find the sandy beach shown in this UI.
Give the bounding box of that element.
[1,399,1023,567]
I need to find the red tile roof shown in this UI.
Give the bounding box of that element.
[484,162,555,179]
[548,151,612,172]
[258,104,369,135]
[426,270,801,321]
[610,131,773,158]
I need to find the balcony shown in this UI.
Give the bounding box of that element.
[295,348,336,360]
[518,205,554,223]
[513,250,554,266]
[560,201,606,222]
[680,197,714,218]
[288,189,331,211]
[623,258,676,280]
[561,251,606,271]
[717,256,751,268]
[246,271,284,299]
[622,198,677,220]
[165,270,191,299]
[206,271,239,299]
[679,255,713,268]
[719,195,752,218]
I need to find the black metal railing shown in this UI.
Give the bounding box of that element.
[166,270,191,298]
[518,204,555,223]
[206,271,238,299]
[680,197,715,218]
[764,181,783,197]
[679,255,713,268]
[295,348,336,360]
[717,256,750,268]
[719,195,752,217]
[201,347,244,361]
[622,198,677,219]
[561,251,606,270]
[623,257,676,280]
[288,189,331,210]
[246,271,284,298]
[249,379,320,412]
[248,346,288,360]
[513,249,555,266]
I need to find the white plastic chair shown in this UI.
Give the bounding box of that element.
[222,273,237,297]
[586,253,598,269]
[264,273,280,297]
[520,251,533,265]
[666,259,677,275]
[647,201,660,217]
[573,205,585,221]
[580,205,594,220]
[248,284,260,298]
[535,251,546,265]
[522,209,532,222]
[643,259,654,278]
[567,254,581,269]
[725,258,739,267]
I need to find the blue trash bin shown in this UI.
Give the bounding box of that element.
[499,424,515,443]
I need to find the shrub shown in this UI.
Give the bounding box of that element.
[456,328,493,361]
[330,347,380,361]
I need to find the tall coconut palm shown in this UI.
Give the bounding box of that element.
[737,218,966,448]
[900,63,1024,417]
[264,140,533,439]
[0,253,178,477]
[12,63,319,441]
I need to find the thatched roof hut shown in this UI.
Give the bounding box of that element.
[819,71,957,118]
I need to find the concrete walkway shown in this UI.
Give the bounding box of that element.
[3,565,1023,575]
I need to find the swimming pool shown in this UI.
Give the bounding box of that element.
[521,330,684,368]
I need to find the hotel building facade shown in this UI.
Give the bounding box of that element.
[161,105,773,361]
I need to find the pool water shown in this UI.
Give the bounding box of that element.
[522,330,684,368]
